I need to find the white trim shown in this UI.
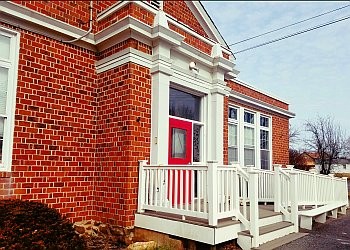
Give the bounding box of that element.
[230,92,295,118]
[0,27,20,172]
[0,1,95,44]
[95,48,152,74]
[233,78,290,105]
[96,1,130,22]
[189,2,230,49]
[167,17,216,47]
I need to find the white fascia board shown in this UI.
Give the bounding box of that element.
[171,66,212,93]
[0,1,95,45]
[97,1,130,22]
[191,1,229,49]
[95,16,153,46]
[233,78,290,105]
[151,25,183,47]
[97,1,159,22]
[229,92,296,118]
[95,48,152,74]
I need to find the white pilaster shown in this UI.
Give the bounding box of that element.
[150,11,183,165]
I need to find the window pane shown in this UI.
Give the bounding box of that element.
[169,88,200,121]
[228,124,237,146]
[0,34,11,60]
[228,147,238,163]
[244,112,254,124]
[228,107,237,120]
[0,117,4,164]
[0,67,9,115]
[244,148,255,166]
[171,128,187,158]
[260,130,269,149]
[260,116,269,127]
[193,124,201,162]
[244,127,254,146]
[261,150,270,169]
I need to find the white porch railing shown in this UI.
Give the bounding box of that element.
[137,161,348,248]
[137,161,260,237]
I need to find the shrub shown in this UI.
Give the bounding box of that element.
[0,199,85,250]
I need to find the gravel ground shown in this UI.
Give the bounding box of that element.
[276,209,350,250]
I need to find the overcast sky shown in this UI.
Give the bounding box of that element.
[202,1,350,149]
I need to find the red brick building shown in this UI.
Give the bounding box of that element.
[0,0,294,232]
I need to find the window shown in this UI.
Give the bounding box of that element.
[244,126,255,166]
[169,87,203,162]
[228,106,272,169]
[244,111,254,124]
[0,28,19,171]
[260,116,270,169]
[244,111,255,166]
[228,107,238,163]
[169,88,200,121]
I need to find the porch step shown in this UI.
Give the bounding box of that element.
[253,232,308,250]
[237,221,295,250]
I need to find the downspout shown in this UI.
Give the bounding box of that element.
[63,0,93,43]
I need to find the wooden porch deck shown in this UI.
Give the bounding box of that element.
[139,204,279,228]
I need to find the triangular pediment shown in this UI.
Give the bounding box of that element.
[163,1,229,48]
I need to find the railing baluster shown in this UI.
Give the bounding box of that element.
[185,170,189,211]
[169,169,173,208]
[203,170,207,213]
[197,170,201,213]
[174,170,178,209]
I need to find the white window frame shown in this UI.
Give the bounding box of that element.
[243,110,255,167]
[229,105,273,170]
[228,106,239,164]
[260,115,272,170]
[169,86,206,164]
[0,27,20,172]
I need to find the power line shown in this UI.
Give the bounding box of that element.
[233,15,350,55]
[228,4,350,46]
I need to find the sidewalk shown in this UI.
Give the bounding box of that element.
[275,209,350,250]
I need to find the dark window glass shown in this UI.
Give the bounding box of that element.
[244,112,254,124]
[260,130,269,149]
[169,88,200,121]
[193,124,201,162]
[228,107,237,120]
[260,116,269,127]
[261,150,269,169]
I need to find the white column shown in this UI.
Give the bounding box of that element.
[208,160,218,226]
[290,170,299,232]
[209,89,225,164]
[248,168,260,248]
[150,10,182,165]
[274,164,282,212]
[137,160,148,213]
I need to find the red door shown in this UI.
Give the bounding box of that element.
[168,118,192,164]
[168,118,192,205]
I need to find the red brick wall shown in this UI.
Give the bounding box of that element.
[226,80,289,110]
[12,1,117,32]
[0,23,152,226]
[163,1,209,38]
[97,2,155,32]
[223,97,229,165]
[168,23,212,55]
[94,63,151,227]
[0,25,97,222]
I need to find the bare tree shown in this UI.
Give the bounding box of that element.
[305,116,346,175]
[289,124,300,149]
